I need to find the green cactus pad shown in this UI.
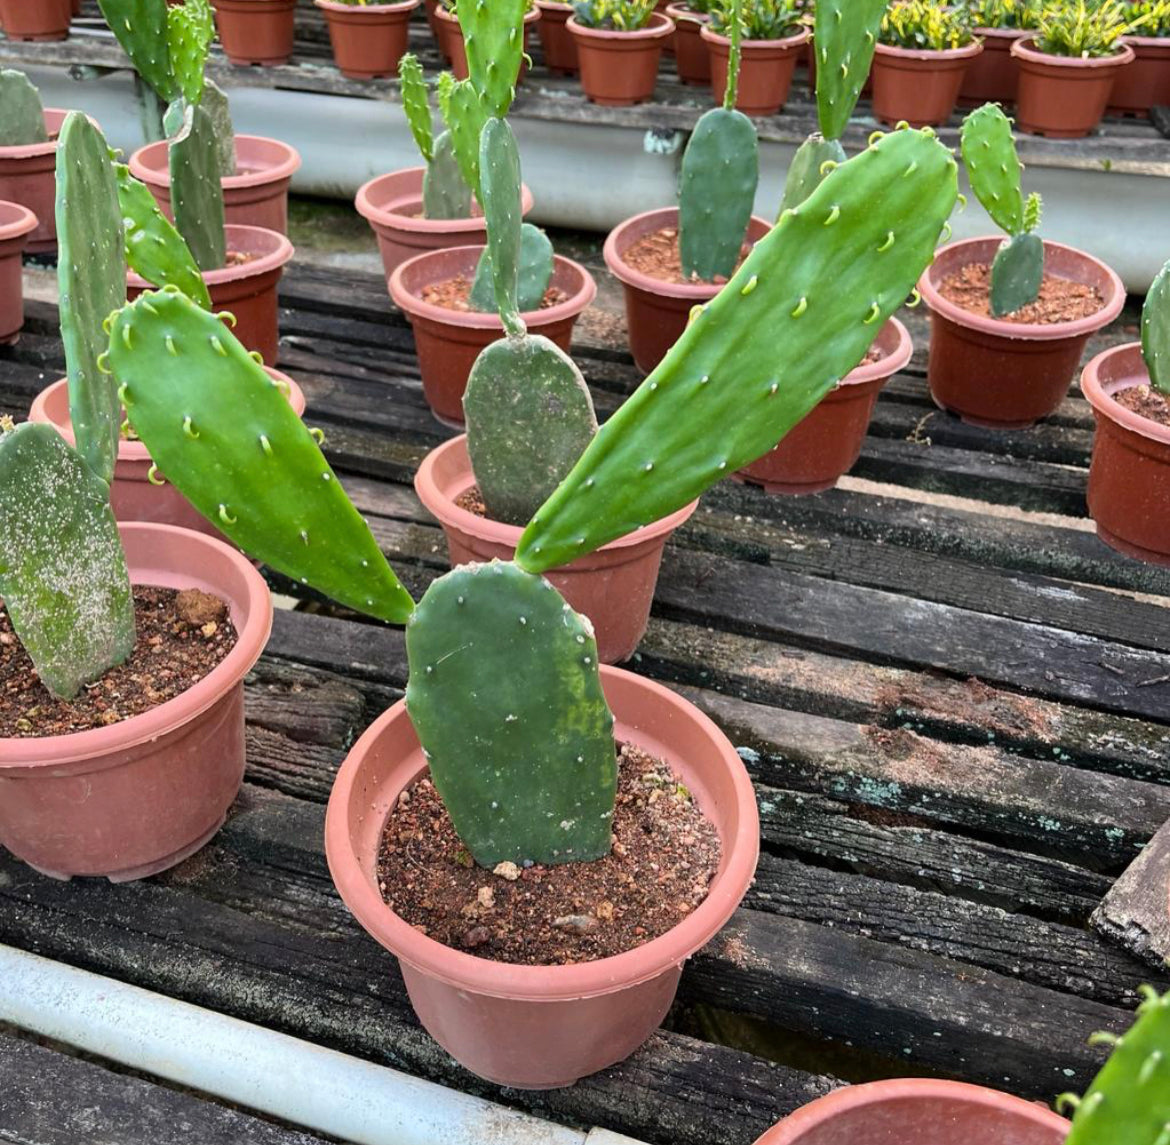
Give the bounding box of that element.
[469,223,554,316]
[399,54,434,161]
[423,131,474,220]
[960,102,1025,236]
[169,102,226,272]
[405,560,616,868]
[0,421,135,701]
[1142,260,1170,396]
[990,232,1043,318]
[464,334,598,526]
[517,127,958,573]
[166,0,214,107]
[202,81,237,179]
[98,0,176,102]
[437,72,489,198]
[56,112,127,488]
[815,0,885,141]
[0,70,47,147]
[456,0,527,117]
[107,290,415,624]
[778,134,848,215]
[469,116,524,332]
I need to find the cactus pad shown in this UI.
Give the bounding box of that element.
[960,103,1025,236]
[405,560,616,868]
[167,0,214,107]
[778,134,848,215]
[815,0,885,141]
[0,421,135,701]
[990,231,1044,318]
[423,131,474,220]
[456,0,527,117]
[169,102,226,272]
[0,70,47,147]
[468,116,524,332]
[517,127,958,573]
[1142,260,1170,396]
[201,80,238,179]
[469,223,554,315]
[399,53,434,162]
[98,0,176,102]
[437,72,488,198]
[107,290,415,624]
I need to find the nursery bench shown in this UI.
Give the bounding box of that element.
[1,254,1169,1145]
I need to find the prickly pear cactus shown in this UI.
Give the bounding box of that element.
[0,70,47,147]
[167,0,214,107]
[960,102,1025,236]
[778,135,847,215]
[456,0,527,118]
[170,102,226,272]
[517,127,959,573]
[437,72,489,199]
[469,117,525,333]
[400,54,434,162]
[0,420,136,701]
[990,231,1044,318]
[815,0,885,142]
[469,223,553,315]
[201,81,238,179]
[106,290,415,624]
[404,560,616,867]
[1142,260,1170,396]
[98,0,177,103]
[426,131,474,220]
[56,113,127,488]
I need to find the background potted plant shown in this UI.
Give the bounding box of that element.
[568,0,675,106]
[702,0,809,116]
[872,0,983,127]
[314,0,420,79]
[0,200,36,345]
[535,0,580,75]
[1108,0,1170,117]
[665,0,712,84]
[0,0,71,40]
[210,0,298,65]
[958,0,1042,107]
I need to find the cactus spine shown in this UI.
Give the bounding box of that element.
[1141,259,1170,396]
[0,70,47,147]
[404,561,616,867]
[399,53,474,220]
[170,102,227,272]
[517,127,959,573]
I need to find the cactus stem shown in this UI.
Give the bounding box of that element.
[218,504,237,525]
[183,416,199,439]
[878,231,895,252]
[825,205,841,225]
[147,464,166,486]
[791,297,808,318]
[864,302,881,324]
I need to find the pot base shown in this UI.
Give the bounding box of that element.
[932,396,1038,431]
[732,471,838,496]
[1096,522,1170,568]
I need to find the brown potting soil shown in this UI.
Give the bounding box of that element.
[622,225,752,286]
[224,250,257,268]
[1113,383,1170,429]
[376,742,721,965]
[421,273,567,312]
[938,263,1104,325]
[454,485,488,517]
[0,587,238,738]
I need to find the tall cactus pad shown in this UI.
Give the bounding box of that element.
[107,290,415,624]
[517,128,958,573]
[98,0,176,102]
[778,134,847,215]
[1142,260,1170,396]
[990,232,1043,318]
[960,103,1025,236]
[815,0,885,141]
[0,422,135,701]
[679,107,759,282]
[0,71,47,147]
[405,561,616,868]
[1064,987,1170,1145]
[57,113,127,488]
[167,0,214,106]
[469,223,554,315]
[464,335,598,526]
[472,117,524,332]
[437,73,488,198]
[399,55,434,162]
[170,103,226,272]
[423,131,474,220]
[202,81,238,179]
[456,0,527,117]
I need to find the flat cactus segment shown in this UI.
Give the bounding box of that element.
[404,560,616,867]
[778,134,847,214]
[98,0,176,102]
[464,335,598,525]
[1064,987,1170,1145]
[437,72,488,198]
[0,70,47,147]
[679,107,759,282]
[815,0,885,141]
[990,231,1043,318]
[470,117,523,332]
[456,0,527,117]
[517,127,958,573]
[115,163,212,309]
[167,0,214,106]
[469,223,554,315]
[398,53,434,163]
[422,130,473,220]
[960,102,1025,236]
[107,290,415,624]
[201,81,237,179]
[56,112,126,488]
[169,102,226,271]
[1143,260,1170,395]
[0,422,135,701]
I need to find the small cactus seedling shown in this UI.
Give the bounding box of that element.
[0,70,48,147]
[960,102,1045,317]
[399,53,474,220]
[404,561,616,867]
[1142,260,1170,397]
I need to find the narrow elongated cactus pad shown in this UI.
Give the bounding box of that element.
[170,102,226,272]
[456,0,527,117]
[1142,259,1170,396]
[0,421,135,701]
[469,223,554,315]
[464,334,598,526]
[57,112,126,488]
[990,231,1043,318]
[98,0,176,102]
[423,131,473,220]
[471,117,523,332]
[778,134,847,215]
[107,290,415,624]
[167,0,214,107]
[202,81,237,178]
[399,54,434,162]
[0,70,47,147]
[517,127,958,573]
[405,561,616,868]
[815,0,885,141]
[437,72,488,198]
[960,102,1025,236]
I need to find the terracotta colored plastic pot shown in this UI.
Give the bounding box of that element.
[212,0,297,65]
[128,134,301,236]
[0,201,37,345]
[0,523,272,883]
[415,436,698,663]
[389,244,596,426]
[736,319,911,495]
[356,167,535,281]
[0,0,71,39]
[604,206,772,375]
[29,369,304,538]
[126,224,294,367]
[959,27,1028,106]
[1011,37,1134,138]
[919,237,1125,429]
[536,0,578,76]
[753,1079,1069,1145]
[568,12,674,106]
[423,0,441,43]
[704,25,808,116]
[871,40,983,127]
[314,0,418,78]
[1082,342,1170,566]
[325,665,759,1090]
[0,108,74,253]
[1108,36,1170,117]
[666,2,709,85]
[437,4,539,82]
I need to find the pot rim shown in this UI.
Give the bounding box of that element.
[0,200,38,242]
[873,38,984,62]
[0,522,273,767]
[126,224,295,291]
[917,236,1126,342]
[325,664,760,1000]
[1081,341,1170,446]
[566,11,674,41]
[314,0,418,11]
[664,0,708,22]
[536,0,574,9]
[973,24,1030,40]
[213,0,297,8]
[388,244,597,329]
[839,316,913,389]
[128,133,302,193]
[1011,35,1135,67]
[700,23,809,49]
[1120,33,1170,49]
[0,108,70,161]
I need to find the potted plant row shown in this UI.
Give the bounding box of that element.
[568,0,675,106]
[958,0,1040,106]
[703,0,808,116]
[210,0,298,65]
[1109,0,1170,117]
[666,0,713,84]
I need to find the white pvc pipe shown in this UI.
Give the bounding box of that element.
[0,944,647,1145]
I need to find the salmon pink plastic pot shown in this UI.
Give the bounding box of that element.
[959,27,1027,106]
[536,0,578,75]
[414,436,697,663]
[127,224,295,367]
[0,201,37,345]
[314,0,418,78]
[605,206,772,375]
[436,3,539,82]
[1108,36,1170,117]
[871,41,983,127]
[0,523,273,883]
[0,0,71,39]
[212,0,297,65]
[703,25,808,116]
[1011,37,1134,138]
[0,108,74,253]
[324,665,760,1090]
[128,134,301,235]
[389,244,596,426]
[1081,342,1170,566]
[753,1079,1069,1144]
[918,237,1125,429]
[666,2,709,84]
[568,12,674,106]
[736,319,911,495]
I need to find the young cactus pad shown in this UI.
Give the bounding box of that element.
[399,53,473,221]
[170,103,226,272]
[1062,986,1170,1145]
[106,290,415,624]
[166,0,214,107]
[456,0,528,118]
[404,561,616,868]
[816,0,886,142]
[0,421,136,701]
[469,223,554,315]
[98,0,177,103]
[778,135,847,216]
[470,116,525,333]
[0,70,47,147]
[516,127,959,573]
[1142,260,1170,396]
[437,72,489,199]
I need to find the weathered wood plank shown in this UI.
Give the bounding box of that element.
[1092,817,1170,968]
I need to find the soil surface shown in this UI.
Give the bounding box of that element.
[377,742,722,965]
[938,263,1104,325]
[421,273,567,312]
[1113,383,1170,429]
[0,587,237,738]
[454,485,488,517]
[224,250,256,268]
[623,225,753,286]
